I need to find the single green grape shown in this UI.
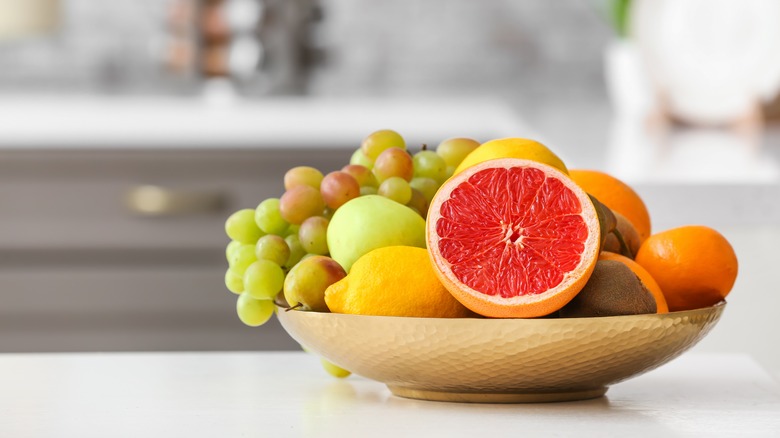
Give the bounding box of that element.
[228,244,257,276]
[444,165,456,180]
[255,234,291,266]
[225,209,264,244]
[283,255,346,312]
[255,198,289,236]
[360,129,406,160]
[320,358,351,378]
[320,171,360,210]
[298,216,329,255]
[341,164,378,188]
[360,186,378,196]
[378,176,412,205]
[410,177,440,205]
[225,268,244,294]
[236,292,275,327]
[373,147,413,182]
[413,150,447,182]
[284,166,324,190]
[286,224,300,237]
[279,185,326,225]
[349,148,374,169]
[436,137,480,168]
[406,188,428,217]
[244,259,285,300]
[226,240,242,262]
[284,234,307,269]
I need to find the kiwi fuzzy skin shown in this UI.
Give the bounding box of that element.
[559,260,657,318]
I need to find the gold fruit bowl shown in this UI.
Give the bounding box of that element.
[275,302,726,403]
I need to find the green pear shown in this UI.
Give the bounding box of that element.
[326,195,426,272]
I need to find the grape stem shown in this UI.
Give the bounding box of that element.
[286,303,304,312]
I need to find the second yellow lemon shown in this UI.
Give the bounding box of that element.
[453,138,568,175]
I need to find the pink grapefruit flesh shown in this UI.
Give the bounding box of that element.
[427,158,600,318]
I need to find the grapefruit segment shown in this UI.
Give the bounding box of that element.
[427,159,600,318]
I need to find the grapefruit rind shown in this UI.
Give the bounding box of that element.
[427,158,600,318]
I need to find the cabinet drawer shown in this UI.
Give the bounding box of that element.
[0,149,347,250]
[0,147,345,352]
[0,264,299,352]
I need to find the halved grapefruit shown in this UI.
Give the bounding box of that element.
[427,158,600,318]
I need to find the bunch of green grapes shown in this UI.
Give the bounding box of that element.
[351,130,480,216]
[223,130,479,377]
[223,130,480,328]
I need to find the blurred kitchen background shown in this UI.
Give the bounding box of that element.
[1,0,779,378]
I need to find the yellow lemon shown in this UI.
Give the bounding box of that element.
[324,246,473,318]
[454,138,568,175]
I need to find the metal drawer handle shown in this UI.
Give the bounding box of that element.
[125,185,226,216]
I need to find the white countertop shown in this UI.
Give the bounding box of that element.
[0,95,535,149]
[1,92,777,187]
[1,352,778,437]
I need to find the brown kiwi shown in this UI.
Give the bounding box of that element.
[559,260,657,318]
[589,194,616,249]
[603,211,642,258]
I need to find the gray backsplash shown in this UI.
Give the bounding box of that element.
[309,0,613,101]
[0,0,614,100]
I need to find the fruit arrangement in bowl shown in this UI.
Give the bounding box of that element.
[223,130,738,403]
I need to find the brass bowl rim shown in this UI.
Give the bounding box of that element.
[276,300,726,323]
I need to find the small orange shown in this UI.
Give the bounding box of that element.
[635,226,738,312]
[599,251,668,313]
[569,169,652,242]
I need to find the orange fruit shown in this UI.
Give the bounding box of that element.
[599,251,668,313]
[569,170,651,242]
[635,226,738,312]
[427,158,600,318]
[454,138,569,176]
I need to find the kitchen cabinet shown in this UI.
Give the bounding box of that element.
[0,148,347,352]
[0,95,530,353]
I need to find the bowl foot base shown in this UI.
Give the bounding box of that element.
[387,385,608,403]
